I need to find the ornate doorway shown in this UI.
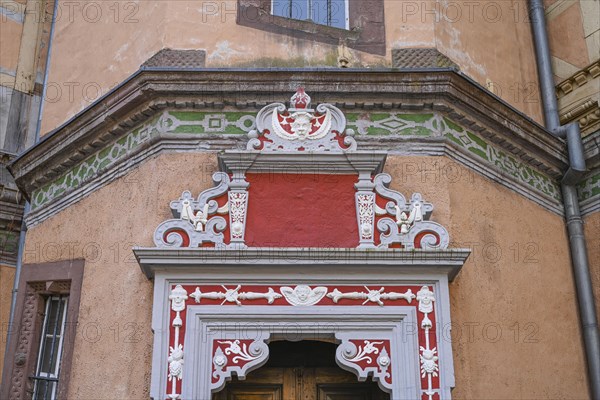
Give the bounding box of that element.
[135,89,470,400]
[213,341,389,400]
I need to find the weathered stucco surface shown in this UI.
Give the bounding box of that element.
[23,152,219,398]
[385,156,589,397]
[22,151,589,398]
[584,211,600,321]
[38,0,549,135]
[0,264,15,379]
[384,156,588,398]
[0,18,22,74]
[433,1,544,122]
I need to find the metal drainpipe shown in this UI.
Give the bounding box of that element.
[529,0,600,398]
[3,0,58,367]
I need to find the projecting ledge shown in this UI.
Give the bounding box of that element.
[133,247,471,281]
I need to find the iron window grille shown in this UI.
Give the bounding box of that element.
[30,295,69,400]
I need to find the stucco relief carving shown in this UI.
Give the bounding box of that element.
[211,339,270,393]
[154,172,249,248]
[327,286,415,306]
[357,193,376,242]
[417,286,439,399]
[247,88,357,151]
[190,285,282,305]
[164,283,447,398]
[168,285,188,400]
[280,285,328,306]
[336,338,393,392]
[372,173,449,249]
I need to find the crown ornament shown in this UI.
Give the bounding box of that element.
[247,88,356,152]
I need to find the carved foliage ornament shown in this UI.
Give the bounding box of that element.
[247,87,357,151]
[337,339,393,391]
[371,173,449,249]
[211,339,269,392]
[154,172,249,249]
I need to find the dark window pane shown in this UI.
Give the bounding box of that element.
[32,379,54,400]
[55,298,66,336]
[46,299,60,332]
[39,336,54,373]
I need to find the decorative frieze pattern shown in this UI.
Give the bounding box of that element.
[578,172,600,203]
[327,287,415,305]
[578,172,600,214]
[443,118,560,201]
[31,116,159,210]
[165,284,441,399]
[190,285,282,305]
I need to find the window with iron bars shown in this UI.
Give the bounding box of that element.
[272,0,349,29]
[31,295,69,400]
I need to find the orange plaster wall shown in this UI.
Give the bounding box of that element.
[20,152,589,397]
[584,211,600,321]
[546,0,591,71]
[383,156,588,398]
[38,0,545,135]
[0,264,16,379]
[433,0,544,123]
[23,152,219,398]
[0,18,23,74]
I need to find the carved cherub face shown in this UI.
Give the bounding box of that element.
[295,285,311,302]
[290,113,312,138]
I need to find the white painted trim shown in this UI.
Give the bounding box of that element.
[149,270,460,400]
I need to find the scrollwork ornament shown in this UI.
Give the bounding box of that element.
[246,88,355,152]
[211,339,270,393]
[336,338,392,392]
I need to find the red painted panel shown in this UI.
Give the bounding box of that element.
[244,173,359,247]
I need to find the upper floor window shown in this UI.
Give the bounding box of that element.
[272,0,348,29]
[236,0,386,55]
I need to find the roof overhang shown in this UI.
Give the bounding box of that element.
[10,68,568,197]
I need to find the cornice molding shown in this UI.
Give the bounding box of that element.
[556,61,600,99]
[133,247,471,281]
[10,69,567,196]
[218,151,388,175]
[0,151,23,265]
[9,69,584,225]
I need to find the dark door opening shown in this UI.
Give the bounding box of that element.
[213,340,390,400]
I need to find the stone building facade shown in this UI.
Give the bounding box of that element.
[0,0,598,399]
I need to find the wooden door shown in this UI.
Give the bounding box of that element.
[212,341,389,400]
[212,366,389,400]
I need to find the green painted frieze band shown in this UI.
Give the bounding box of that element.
[30,110,562,216]
[578,172,600,207]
